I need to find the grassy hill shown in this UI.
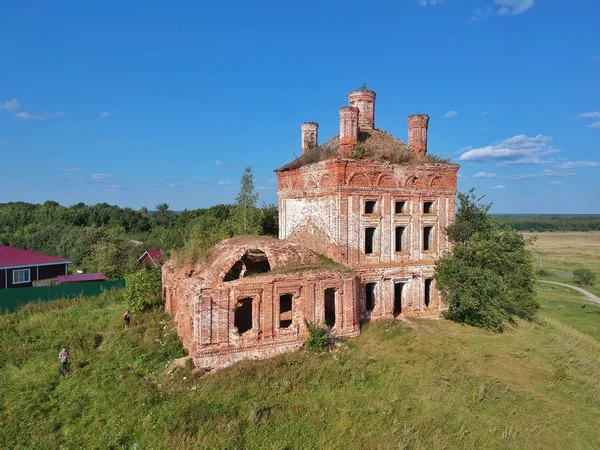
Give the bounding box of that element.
[1,287,599,449]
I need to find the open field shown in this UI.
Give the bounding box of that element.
[1,286,600,449]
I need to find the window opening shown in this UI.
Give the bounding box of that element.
[365,200,377,214]
[279,294,293,328]
[395,226,405,252]
[324,288,336,327]
[424,279,433,307]
[423,201,433,214]
[365,227,376,254]
[395,201,406,213]
[12,269,30,284]
[234,297,253,335]
[365,283,376,311]
[394,282,404,317]
[423,226,433,251]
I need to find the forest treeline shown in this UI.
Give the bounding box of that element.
[493,214,600,232]
[0,168,276,278]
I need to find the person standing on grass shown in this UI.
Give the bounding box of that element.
[123,309,131,330]
[58,347,69,377]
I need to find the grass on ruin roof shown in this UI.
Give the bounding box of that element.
[279,129,452,171]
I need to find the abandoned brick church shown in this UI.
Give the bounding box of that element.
[162,87,460,370]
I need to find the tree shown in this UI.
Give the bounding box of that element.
[124,267,162,311]
[154,203,174,227]
[233,166,260,235]
[435,189,538,332]
[573,268,596,286]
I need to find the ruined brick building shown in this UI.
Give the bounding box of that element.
[163,88,459,370]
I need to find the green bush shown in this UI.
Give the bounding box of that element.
[304,321,330,353]
[124,267,162,311]
[573,268,596,286]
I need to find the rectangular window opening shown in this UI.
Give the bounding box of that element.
[424,279,433,307]
[365,200,377,214]
[394,282,405,317]
[324,288,336,328]
[365,227,376,254]
[279,294,293,328]
[423,201,434,214]
[365,283,376,312]
[12,269,31,284]
[423,226,433,251]
[395,201,406,214]
[234,297,253,335]
[395,226,405,252]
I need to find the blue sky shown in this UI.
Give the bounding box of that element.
[0,0,598,213]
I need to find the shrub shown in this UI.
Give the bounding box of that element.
[537,269,548,276]
[124,267,162,311]
[304,321,331,353]
[573,268,596,286]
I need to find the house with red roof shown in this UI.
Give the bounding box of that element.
[137,250,163,268]
[0,245,71,289]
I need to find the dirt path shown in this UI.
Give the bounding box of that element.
[537,280,600,305]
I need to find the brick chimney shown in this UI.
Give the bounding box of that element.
[407,114,429,157]
[348,88,376,131]
[301,122,318,154]
[339,106,359,155]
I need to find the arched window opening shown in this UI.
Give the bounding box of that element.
[223,250,271,281]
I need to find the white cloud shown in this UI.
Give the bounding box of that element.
[268,178,276,183]
[557,161,599,169]
[0,98,20,112]
[470,6,492,23]
[495,0,534,16]
[480,111,489,116]
[215,160,226,167]
[490,184,506,190]
[443,110,458,118]
[549,181,562,185]
[416,0,444,6]
[99,112,111,118]
[92,173,114,180]
[217,180,230,185]
[577,112,600,119]
[15,111,64,120]
[506,169,575,180]
[63,168,82,172]
[257,186,274,191]
[473,172,497,179]
[458,134,558,165]
[587,121,600,129]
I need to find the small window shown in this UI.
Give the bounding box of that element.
[395,226,405,252]
[395,201,406,214]
[324,288,336,327]
[279,294,293,328]
[365,283,376,311]
[365,200,377,214]
[423,201,434,214]
[365,227,376,254]
[12,269,31,284]
[423,226,433,251]
[424,279,433,307]
[234,297,253,335]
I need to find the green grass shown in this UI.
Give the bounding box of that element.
[1,287,600,449]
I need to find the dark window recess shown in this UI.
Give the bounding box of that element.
[365,200,377,214]
[365,227,376,254]
[424,201,434,214]
[423,226,433,251]
[324,288,336,327]
[395,201,406,213]
[394,282,405,317]
[365,283,376,311]
[234,297,253,335]
[279,294,293,328]
[424,279,433,307]
[395,226,405,252]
